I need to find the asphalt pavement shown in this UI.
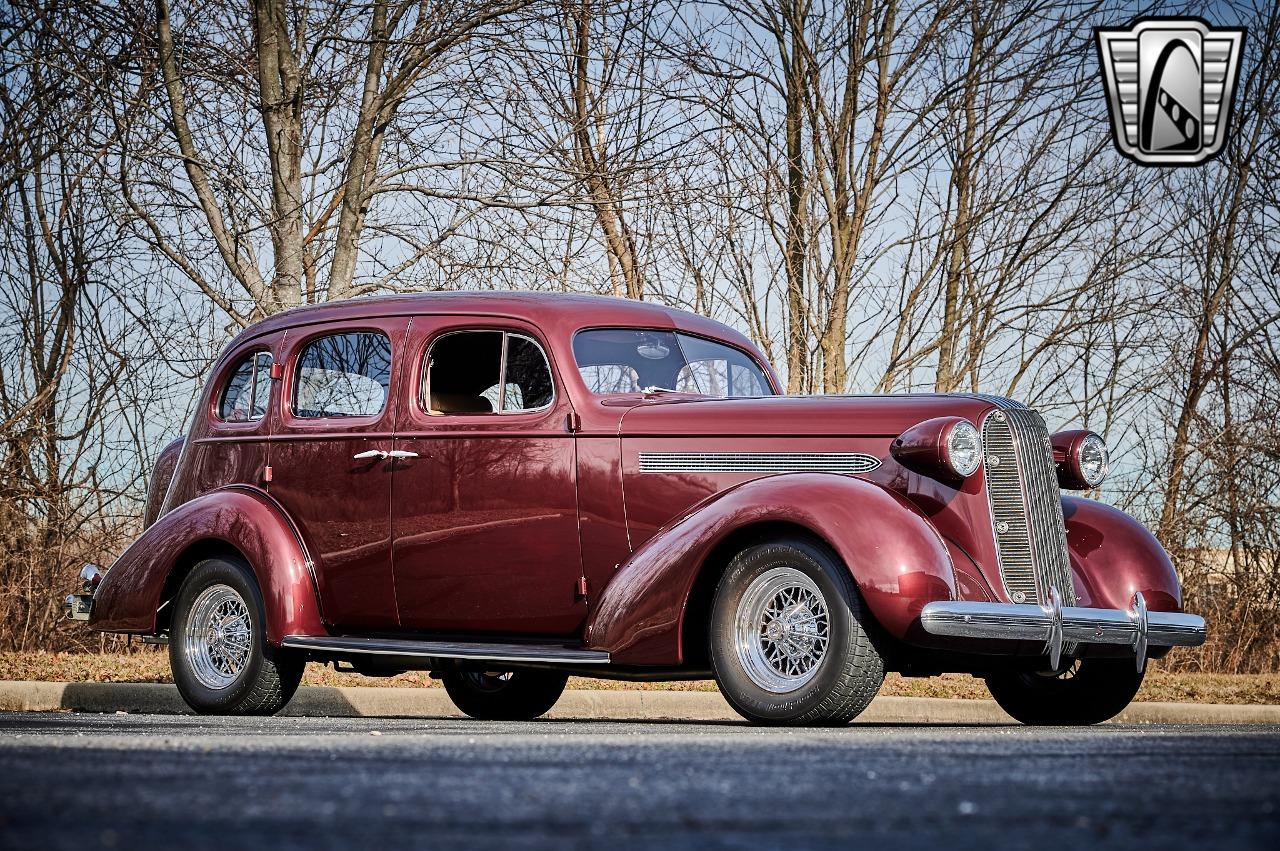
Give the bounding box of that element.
[1,712,1277,850]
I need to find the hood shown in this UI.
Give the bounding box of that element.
[616,393,1008,438]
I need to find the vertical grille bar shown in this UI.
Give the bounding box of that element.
[981,408,1076,606]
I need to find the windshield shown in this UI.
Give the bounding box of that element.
[573,329,774,398]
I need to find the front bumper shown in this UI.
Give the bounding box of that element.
[919,588,1206,672]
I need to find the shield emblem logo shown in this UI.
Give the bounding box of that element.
[1095,18,1246,165]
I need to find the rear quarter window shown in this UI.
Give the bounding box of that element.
[218,351,272,422]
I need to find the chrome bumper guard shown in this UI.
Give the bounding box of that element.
[919,588,1206,673]
[62,564,102,622]
[64,593,93,621]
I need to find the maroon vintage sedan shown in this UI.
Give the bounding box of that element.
[65,292,1204,725]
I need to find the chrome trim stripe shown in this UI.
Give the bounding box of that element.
[280,635,610,664]
[638,451,881,474]
[919,601,1206,647]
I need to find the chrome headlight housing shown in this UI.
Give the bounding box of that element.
[1050,429,1109,490]
[944,420,982,478]
[1077,433,1109,487]
[891,417,982,483]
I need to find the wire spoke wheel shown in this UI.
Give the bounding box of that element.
[734,566,830,693]
[183,584,253,690]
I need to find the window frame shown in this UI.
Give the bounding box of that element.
[420,328,557,417]
[213,349,273,425]
[570,326,778,398]
[289,329,395,422]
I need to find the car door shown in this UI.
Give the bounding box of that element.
[268,318,409,629]
[391,319,585,635]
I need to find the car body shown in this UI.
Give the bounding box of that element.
[67,292,1206,724]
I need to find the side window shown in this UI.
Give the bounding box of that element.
[502,334,554,411]
[425,331,502,414]
[218,351,272,422]
[579,364,640,394]
[293,332,392,418]
[674,333,771,397]
[425,331,554,415]
[676,359,769,397]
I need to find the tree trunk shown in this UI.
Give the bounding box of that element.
[568,0,644,300]
[782,0,810,393]
[250,0,306,313]
[327,1,391,303]
[935,1,981,393]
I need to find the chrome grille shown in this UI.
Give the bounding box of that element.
[981,408,1076,606]
[638,451,881,474]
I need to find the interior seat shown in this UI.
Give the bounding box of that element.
[430,393,493,414]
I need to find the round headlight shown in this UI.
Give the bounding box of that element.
[1077,433,1108,487]
[945,420,982,478]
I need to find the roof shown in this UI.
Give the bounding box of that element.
[233,290,754,352]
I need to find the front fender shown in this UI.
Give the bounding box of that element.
[585,473,956,665]
[90,487,325,644]
[1063,495,1181,613]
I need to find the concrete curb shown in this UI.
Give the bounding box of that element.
[1,681,1276,724]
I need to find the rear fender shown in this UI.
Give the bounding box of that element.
[89,487,325,644]
[585,473,956,665]
[1062,495,1181,612]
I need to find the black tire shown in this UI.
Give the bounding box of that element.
[441,670,568,720]
[169,556,304,716]
[985,660,1144,725]
[709,537,885,726]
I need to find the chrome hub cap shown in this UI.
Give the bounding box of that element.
[184,584,252,690]
[734,567,830,693]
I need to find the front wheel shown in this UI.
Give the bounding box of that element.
[441,670,568,720]
[709,538,885,726]
[985,659,1144,725]
[169,557,303,716]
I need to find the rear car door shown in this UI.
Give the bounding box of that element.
[268,318,409,629]
[391,319,585,635]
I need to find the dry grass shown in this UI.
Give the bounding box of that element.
[3,650,1278,704]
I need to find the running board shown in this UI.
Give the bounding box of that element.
[280,635,610,665]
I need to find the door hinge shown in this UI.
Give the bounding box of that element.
[263,465,273,483]
[576,576,588,599]
[565,411,581,433]
[269,362,283,380]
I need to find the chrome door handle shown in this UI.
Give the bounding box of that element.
[353,449,388,460]
[386,450,419,459]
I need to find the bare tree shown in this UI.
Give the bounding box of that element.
[2,0,1279,672]
[127,0,533,322]
[0,1,167,650]
[1155,0,1280,550]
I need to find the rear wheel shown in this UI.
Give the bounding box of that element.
[169,557,303,716]
[985,659,1144,725]
[441,670,568,720]
[709,538,885,726]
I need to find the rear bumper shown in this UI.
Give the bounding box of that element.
[919,589,1205,672]
[62,564,102,622]
[63,593,93,621]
